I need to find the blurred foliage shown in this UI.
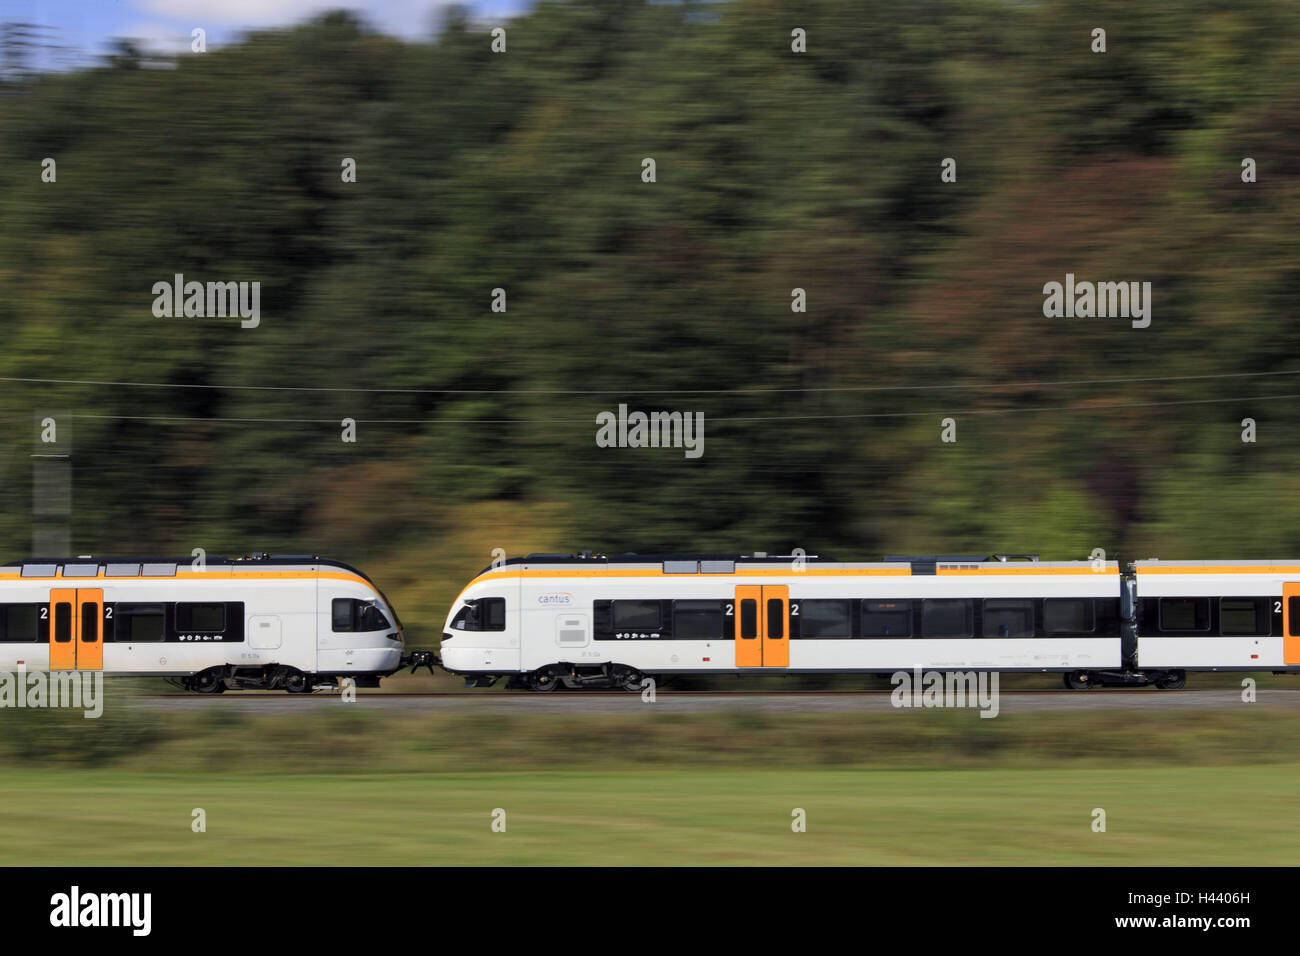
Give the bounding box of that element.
[2,0,1300,639]
[6,699,1300,772]
[0,679,163,765]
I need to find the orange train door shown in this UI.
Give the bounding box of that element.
[734,584,789,667]
[735,585,761,666]
[761,585,789,668]
[77,589,103,671]
[49,589,75,669]
[47,588,103,671]
[1284,583,1300,666]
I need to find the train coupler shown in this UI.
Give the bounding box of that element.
[402,650,441,676]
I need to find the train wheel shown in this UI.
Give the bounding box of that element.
[621,671,646,692]
[283,669,310,693]
[1064,670,1095,691]
[1155,671,1186,691]
[528,672,561,692]
[192,669,226,694]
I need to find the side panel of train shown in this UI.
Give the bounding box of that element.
[1134,562,1300,670]
[440,561,1124,677]
[0,564,403,683]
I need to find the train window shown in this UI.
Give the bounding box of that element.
[863,600,912,638]
[448,598,504,632]
[333,598,393,632]
[333,599,354,630]
[1043,599,1094,634]
[767,599,784,639]
[177,603,226,632]
[982,599,1034,638]
[81,603,98,643]
[1159,597,1210,632]
[1291,598,1300,636]
[922,600,973,638]
[482,598,506,631]
[0,605,44,642]
[797,600,853,638]
[739,599,757,639]
[1220,598,1266,635]
[357,602,387,631]
[54,602,71,643]
[673,601,724,639]
[116,604,166,642]
[449,603,476,630]
[612,600,661,631]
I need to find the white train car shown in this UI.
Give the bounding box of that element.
[1134,559,1300,673]
[439,552,1127,691]
[0,554,403,692]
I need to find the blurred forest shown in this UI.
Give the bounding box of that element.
[2,0,1300,638]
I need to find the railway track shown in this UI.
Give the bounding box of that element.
[140,687,1294,699]
[133,688,1300,713]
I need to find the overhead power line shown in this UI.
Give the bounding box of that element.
[54,391,1300,425]
[0,368,1297,397]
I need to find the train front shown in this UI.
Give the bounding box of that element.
[437,574,513,683]
[322,573,405,685]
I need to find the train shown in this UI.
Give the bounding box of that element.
[440,552,1300,691]
[5,550,1296,693]
[0,554,403,692]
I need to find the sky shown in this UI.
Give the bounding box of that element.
[6,0,535,68]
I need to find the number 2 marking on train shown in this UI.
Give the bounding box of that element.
[40,607,48,620]
[791,603,800,616]
[725,603,733,616]
[1276,601,1283,614]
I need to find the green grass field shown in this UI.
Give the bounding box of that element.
[3,692,1298,865]
[1,764,1295,865]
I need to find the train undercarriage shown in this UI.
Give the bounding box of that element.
[173,664,386,694]
[1061,669,1186,690]
[457,663,1195,692]
[486,662,650,692]
[172,652,1239,695]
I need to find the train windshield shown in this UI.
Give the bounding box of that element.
[357,601,390,631]
[332,598,393,632]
